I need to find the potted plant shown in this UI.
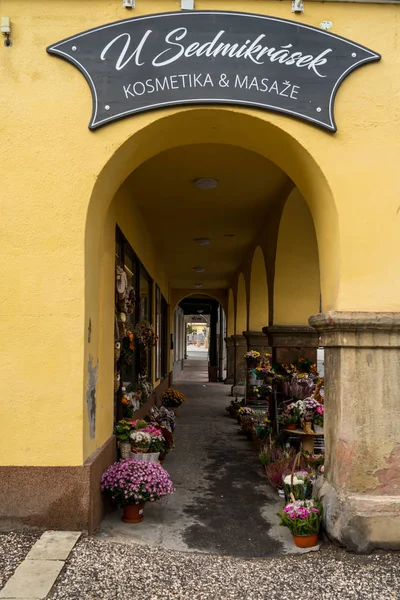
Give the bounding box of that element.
[101,458,174,524]
[130,430,151,457]
[141,424,167,462]
[278,403,302,430]
[114,419,134,459]
[161,388,185,413]
[283,470,314,502]
[244,350,261,369]
[313,403,324,434]
[277,499,323,548]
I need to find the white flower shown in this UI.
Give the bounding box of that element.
[284,475,303,486]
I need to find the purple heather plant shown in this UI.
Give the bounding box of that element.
[100,458,175,507]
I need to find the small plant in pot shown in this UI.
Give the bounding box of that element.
[278,404,301,430]
[277,498,323,548]
[244,350,261,368]
[101,458,175,524]
[161,388,185,412]
[313,403,324,434]
[114,419,134,459]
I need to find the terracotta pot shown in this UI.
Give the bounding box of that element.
[286,424,297,431]
[122,503,145,524]
[293,533,319,548]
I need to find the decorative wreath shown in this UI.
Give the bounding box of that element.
[134,320,158,348]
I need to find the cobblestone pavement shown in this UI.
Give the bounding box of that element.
[0,532,40,589]
[48,537,400,600]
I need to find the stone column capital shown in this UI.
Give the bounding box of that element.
[309,311,400,348]
[242,330,270,346]
[263,325,319,348]
[232,334,247,347]
[224,336,234,347]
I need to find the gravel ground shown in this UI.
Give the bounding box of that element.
[48,537,400,600]
[0,531,40,589]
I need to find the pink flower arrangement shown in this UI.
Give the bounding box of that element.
[101,458,175,507]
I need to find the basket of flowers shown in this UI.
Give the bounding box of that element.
[101,458,175,524]
[244,350,261,368]
[277,498,323,548]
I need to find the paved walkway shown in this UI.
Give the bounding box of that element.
[45,361,400,599]
[99,368,295,557]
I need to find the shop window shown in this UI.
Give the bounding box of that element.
[115,227,154,409]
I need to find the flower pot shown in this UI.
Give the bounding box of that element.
[119,441,131,460]
[122,503,145,524]
[303,422,314,434]
[314,425,324,434]
[292,533,319,548]
[278,488,285,498]
[131,451,160,463]
[286,424,297,431]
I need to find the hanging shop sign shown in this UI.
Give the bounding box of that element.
[47,11,380,132]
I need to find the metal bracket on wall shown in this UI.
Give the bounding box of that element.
[122,0,135,8]
[181,0,195,9]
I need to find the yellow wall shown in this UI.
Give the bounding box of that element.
[236,274,247,334]
[227,289,235,337]
[2,0,400,467]
[274,189,320,324]
[249,247,269,331]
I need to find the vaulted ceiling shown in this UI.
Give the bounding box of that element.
[126,143,291,289]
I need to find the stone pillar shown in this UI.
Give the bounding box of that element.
[243,331,272,400]
[224,336,234,386]
[231,334,247,397]
[310,311,400,552]
[263,325,319,365]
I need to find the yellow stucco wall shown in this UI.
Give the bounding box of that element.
[249,247,269,331]
[1,0,400,467]
[227,289,235,337]
[274,189,320,324]
[236,274,247,334]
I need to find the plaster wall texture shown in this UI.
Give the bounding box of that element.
[1,0,400,472]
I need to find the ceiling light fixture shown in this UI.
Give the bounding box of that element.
[194,238,210,246]
[193,266,206,273]
[193,283,203,288]
[224,234,236,238]
[194,177,218,190]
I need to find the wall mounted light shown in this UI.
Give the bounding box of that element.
[122,0,135,8]
[292,0,304,13]
[194,177,218,190]
[1,16,11,46]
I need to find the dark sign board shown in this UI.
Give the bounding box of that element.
[47,11,380,132]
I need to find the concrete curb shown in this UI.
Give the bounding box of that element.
[0,531,81,599]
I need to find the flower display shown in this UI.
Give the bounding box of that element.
[141,424,166,454]
[120,331,135,365]
[148,405,176,432]
[101,458,175,506]
[161,388,185,408]
[130,430,151,451]
[244,350,261,367]
[237,406,254,415]
[313,404,324,427]
[277,499,323,536]
[134,320,158,348]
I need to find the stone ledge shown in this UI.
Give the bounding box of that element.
[309,311,400,347]
[263,325,319,348]
[232,334,247,346]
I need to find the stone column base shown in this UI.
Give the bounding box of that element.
[316,479,400,552]
[231,385,245,397]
